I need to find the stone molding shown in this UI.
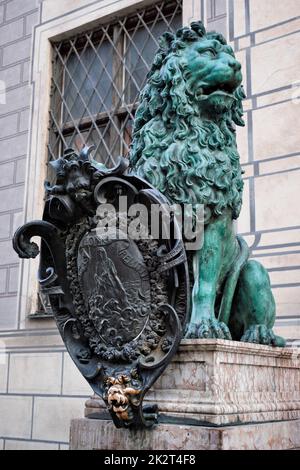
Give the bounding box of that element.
[70,417,300,450]
[17,0,190,326]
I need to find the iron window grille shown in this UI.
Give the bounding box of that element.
[48,0,183,170]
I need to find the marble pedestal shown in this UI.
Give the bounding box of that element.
[70,339,300,450]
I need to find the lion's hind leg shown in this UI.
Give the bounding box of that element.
[229,260,285,347]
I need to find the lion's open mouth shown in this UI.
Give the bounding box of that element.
[202,81,238,96]
[72,187,92,201]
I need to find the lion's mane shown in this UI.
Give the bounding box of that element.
[129,22,245,222]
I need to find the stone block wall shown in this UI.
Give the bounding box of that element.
[0,0,41,330]
[0,0,94,450]
[0,332,92,448]
[230,0,300,343]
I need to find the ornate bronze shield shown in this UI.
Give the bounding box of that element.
[13,147,189,428]
[77,231,151,347]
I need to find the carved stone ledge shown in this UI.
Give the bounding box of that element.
[85,339,300,426]
[70,417,300,450]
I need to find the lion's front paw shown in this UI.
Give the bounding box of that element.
[241,324,285,347]
[185,318,232,340]
[184,322,199,339]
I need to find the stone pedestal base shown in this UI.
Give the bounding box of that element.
[70,417,300,450]
[85,339,300,425]
[71,339,300,450]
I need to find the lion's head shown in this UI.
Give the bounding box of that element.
[129,21,245,222]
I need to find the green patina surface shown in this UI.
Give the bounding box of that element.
[129,21,285,346]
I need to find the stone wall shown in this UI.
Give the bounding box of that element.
[0,0,41,330]
[229,0,300,344]
[0,0,95,450]
[0,0,299,450]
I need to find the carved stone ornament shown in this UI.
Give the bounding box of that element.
[13,146,189,429]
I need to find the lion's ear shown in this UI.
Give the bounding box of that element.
[232,85,246,127]
[190,21,206,37]
[158,32,175,52]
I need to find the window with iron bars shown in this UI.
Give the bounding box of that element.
[33,0,182,317]
[48,0,183,171]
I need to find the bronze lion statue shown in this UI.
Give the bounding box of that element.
[129,21,285,346]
